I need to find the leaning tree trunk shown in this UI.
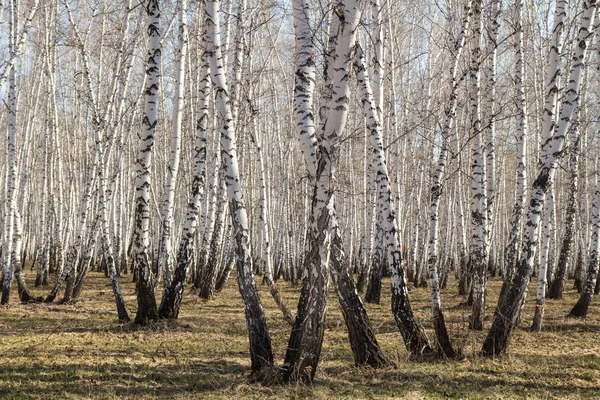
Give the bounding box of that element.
[329,220,390,367]
[482,0,595,356]
[205,0,273,379]
[354,44,432,357]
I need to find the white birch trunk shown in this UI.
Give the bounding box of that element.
[133,0,161,323]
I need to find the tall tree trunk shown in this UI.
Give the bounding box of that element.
[500,0,529,305]
[157,0,188,290]
[1,0,18,304]
[133,0,161,324]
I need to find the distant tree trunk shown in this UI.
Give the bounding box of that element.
[365,217,384,304]
[198,181,227,299]
[532,185,555,331]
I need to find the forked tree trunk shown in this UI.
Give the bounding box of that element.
[287,0,388,372]
[284,1,365,382]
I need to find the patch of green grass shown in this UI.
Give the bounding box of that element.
[1,270,600,399]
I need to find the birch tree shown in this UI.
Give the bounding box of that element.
[133,0,161,324]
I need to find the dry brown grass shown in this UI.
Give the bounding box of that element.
[1,269,599,399]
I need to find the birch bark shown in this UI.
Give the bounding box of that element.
[133,0,161,323]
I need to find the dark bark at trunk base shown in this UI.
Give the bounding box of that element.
[134,256,158,324]
[72,260,90,299]
[330,230,390,368]
[365,260,382,304]
[569,292,592,317]
[198,257,219,299]
[159,243,192,319]
[531,302,544,331]
[15,266,42,303]
[392,272,433,357]
[235,261,274,377]
[60,271,75,304]
[282,275,326,383]
[433,308,456,358]
[481,259,530,356]
[215,258,235,292]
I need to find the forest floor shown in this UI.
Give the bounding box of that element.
[1,270,599,399]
